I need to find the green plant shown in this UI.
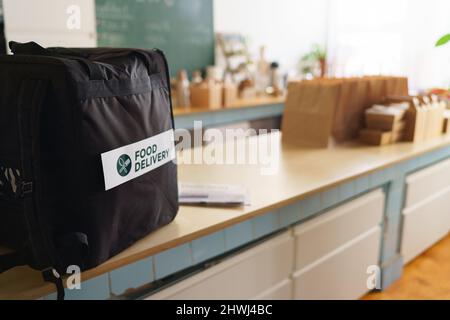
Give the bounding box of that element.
[299,44,327,78]
[436,34,450,47]
[301,44,327,62]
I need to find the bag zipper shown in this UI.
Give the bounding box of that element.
[153,49,175,130]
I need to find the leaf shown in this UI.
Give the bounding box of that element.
[436,34,450,47]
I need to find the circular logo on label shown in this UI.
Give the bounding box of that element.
[116,154,132,177]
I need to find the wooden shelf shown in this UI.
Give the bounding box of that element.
[173,96,285,116]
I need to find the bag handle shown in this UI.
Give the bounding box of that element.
[9,41,48,56]
[9,41,103,80]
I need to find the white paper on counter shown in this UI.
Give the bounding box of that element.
[178,183,250,206]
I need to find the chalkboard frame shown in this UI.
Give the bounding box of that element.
[96,0,215,77]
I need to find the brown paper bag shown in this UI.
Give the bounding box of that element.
[282,80,341,147]
[364,76,388,106]
[332,78,370,142]
[282,77,408,148]
[386,76,409,96]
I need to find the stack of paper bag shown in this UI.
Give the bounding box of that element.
[282,76,409,148]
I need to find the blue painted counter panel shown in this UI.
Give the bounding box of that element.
[45,145,450,299]
[174,103,284,130]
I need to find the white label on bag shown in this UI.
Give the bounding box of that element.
[101,129,175,190]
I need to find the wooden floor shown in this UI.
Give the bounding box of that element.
[364,234,450,300]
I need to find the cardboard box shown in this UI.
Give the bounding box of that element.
[190,83,223,109]
[365,110,406,131]
[424,103,445,140]
[404,105,427,142]
[240,86,257,99]
[392,120,406,133]
[443,111,450,135]
[391,130,405,143]
[223,84,238,106]
[359,129,392,146]
[384,95,446,142]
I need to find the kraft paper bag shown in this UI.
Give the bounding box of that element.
[365,76,388,106]
[282,80,341,148]
[386,76,409,96]
[282,77,408,148]
[332,78,370,142]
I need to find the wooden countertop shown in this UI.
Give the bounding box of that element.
[173,96,285,116]
[2,133,450,299]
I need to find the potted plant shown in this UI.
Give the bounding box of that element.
[299,44,327,78]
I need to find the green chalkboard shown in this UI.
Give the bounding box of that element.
[96,0,214,77]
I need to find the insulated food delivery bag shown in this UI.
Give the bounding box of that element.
[0,42,178,298]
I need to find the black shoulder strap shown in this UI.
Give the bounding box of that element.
[16,79,51,268]
[42,268,65,300]
[9,41,103,80]
[16,78,65,300]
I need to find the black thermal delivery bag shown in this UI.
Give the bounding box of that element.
[0,42,178,298]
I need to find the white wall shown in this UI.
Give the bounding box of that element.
[214,0,330,74]
[327,0,450,91]
[3,0,96,49]
[215,0,450,90]
[401,0,450,91]
[4,0,448,90]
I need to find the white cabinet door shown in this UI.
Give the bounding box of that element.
[401,186,450,263]
[146,232,293,300]
[294,189,384,271]
[293,227,381,300]
[401,158,450,264]
[147,190,385,300]
[252,279,292,300]
[404,158,450,208]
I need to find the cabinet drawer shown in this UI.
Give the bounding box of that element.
[405,158,450,208]
[252,279,292,300]
[293,226,381,300]
[294,189,384,271]
[146,231,293,300]
[401,186,450,263]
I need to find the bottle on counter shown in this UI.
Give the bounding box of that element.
[176,69,191,108]
[190,66,224,109]
[192,70,203,86]
[206,66,222,86]
[255,46,270,96]
[223,74,238,106]
[266,61,282,97]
